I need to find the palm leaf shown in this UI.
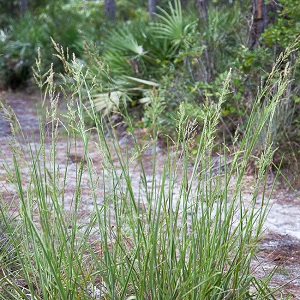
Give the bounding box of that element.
[92,91,130,116]
[91,75,159,116]
[123,76,159,87]
[152,0,196,48]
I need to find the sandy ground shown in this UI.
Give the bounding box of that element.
[1,91,300,298]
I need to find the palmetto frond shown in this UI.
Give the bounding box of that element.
[92,90,128,116]
[91,75,159,116]
[152,0,196,49]
[106,29,146,56]
[88,1,197,117]
[103,28,152,77]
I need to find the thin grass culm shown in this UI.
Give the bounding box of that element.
[0,42,298,300]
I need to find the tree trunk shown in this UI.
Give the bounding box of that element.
[249,0,278,49]
[196,0,208,24]
[148,0,156,20]
[20,0,28,15]
[105,0,116,21]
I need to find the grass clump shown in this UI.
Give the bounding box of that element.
[0,44,297,299]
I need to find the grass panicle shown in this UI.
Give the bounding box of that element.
[0,44,298,299]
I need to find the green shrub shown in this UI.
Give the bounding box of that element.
[262,0,300,49]
[0,13,50,88]
[83,0,198,118]
[0,2,99,89]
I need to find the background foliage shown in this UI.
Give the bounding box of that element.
[0,0,299,180]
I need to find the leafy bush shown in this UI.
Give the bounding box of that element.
[150,3,248,137]
[0,13,50,88]
[0,1,19,28]
[257,0,300,183]
[0,2,100,89]
[262,0,300,49]
[84,0,198,118]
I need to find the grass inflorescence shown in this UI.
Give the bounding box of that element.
[0,44,297,299]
